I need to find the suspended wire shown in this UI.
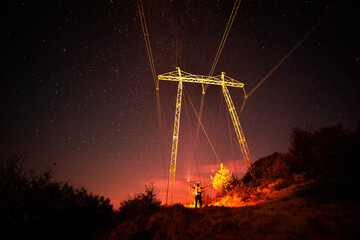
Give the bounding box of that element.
[208,0,242,78]
[182,86,202,182]
[239,95,247,115]
[137,0,167,191]
[173,17,202,183]
[217,92,223,125]
[216,91,237,178]
[137,0,157,87]
[155,90,166,189]
[194,96,205,144]
[195,0,242,144]
[226,103,237,179]
[239,4,335,115]
[184,88,221,165]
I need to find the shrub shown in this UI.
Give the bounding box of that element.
[117,183,161,222]
[242,124,359,200]
[211,163,235,193]
[289,124,359,180]
[242,152,290,184]
[0,153,115,239]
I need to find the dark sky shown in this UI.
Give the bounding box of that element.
[1,0,359,206]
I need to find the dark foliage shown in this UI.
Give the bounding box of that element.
[103,184,162,239]
[105,124,360,239]
[242,152,291,184]
[116,183,161,222]
[242,124,360,200]
[289,125,359,199]
[0,154,115,239]
[289,124,359,175]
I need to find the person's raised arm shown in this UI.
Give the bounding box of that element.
[201,184,210,189]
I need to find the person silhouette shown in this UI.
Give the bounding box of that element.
[188,181,209,208]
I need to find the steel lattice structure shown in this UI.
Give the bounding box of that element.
[159,67,253,205]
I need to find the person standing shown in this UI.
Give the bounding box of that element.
[188,181,209,208]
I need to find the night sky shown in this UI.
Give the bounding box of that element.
[1,0,359,207]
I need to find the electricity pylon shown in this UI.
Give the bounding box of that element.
[158,67,254,205]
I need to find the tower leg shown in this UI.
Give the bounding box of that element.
[222,84,254,177]
[166,68,183,205]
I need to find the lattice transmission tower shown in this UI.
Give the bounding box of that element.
[158,67,254,205]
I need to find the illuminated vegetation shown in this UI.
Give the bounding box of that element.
[107,124,360,240]
[212,124,359,208]
[210,163,235,192]
[3,125,359,239]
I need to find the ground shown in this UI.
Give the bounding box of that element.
[104,178,360,240]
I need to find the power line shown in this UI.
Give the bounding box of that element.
[195,0,242,144]
[136,0,167,192]
[137,0,157,87]
[182,86,202,182]
[184,88,221,165]
[239,4,335,115]
[209,0,242,78]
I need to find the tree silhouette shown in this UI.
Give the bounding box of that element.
[0,153,115,239]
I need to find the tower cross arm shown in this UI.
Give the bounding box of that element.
[158,69,244,88]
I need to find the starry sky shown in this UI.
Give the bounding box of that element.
[1,0,359,207]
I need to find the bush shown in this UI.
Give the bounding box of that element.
[211,163,235,193]
[0,153,115,239]
[242,152,291,183]
[117,183,161,222]
[289,124,359,181]
[104,184,162,240]
[242,124,359,200]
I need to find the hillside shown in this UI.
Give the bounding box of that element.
[106,183,360,239]
[1,125,359,239]
[104,124,360,239]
